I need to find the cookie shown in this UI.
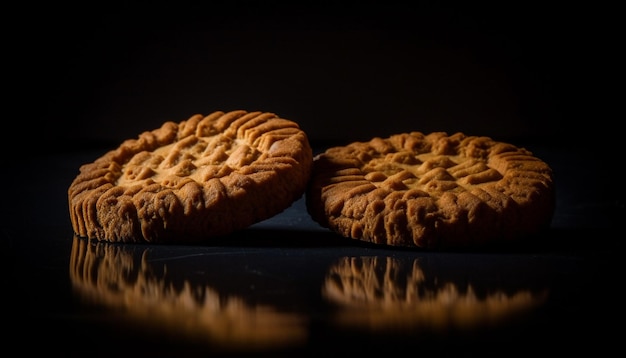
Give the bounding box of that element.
[306,132,555,249]
[68,110,313,244]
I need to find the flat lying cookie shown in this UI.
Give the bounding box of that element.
[69,110,313,244]
[306,132,555,249]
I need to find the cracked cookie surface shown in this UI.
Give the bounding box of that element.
[69,110,313,244]
[306,132,554,249]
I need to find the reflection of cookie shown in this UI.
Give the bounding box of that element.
[323,256,547,331]
[306,132,555,249]
[69,236,308,350]
[69,110,312,243]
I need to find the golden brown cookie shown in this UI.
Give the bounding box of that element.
[306,132,555,249]
[69,110,313,244]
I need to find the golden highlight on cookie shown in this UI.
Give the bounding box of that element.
[68,110,313,244]
[306,132,555,249]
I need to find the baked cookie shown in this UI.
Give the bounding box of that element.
[69,110,313,244]
[306,132,555,249]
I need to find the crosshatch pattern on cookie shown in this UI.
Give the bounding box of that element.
[68,110,313,244]
[306,132,555,249]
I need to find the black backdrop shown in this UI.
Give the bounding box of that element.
[15,1,616,151]
[4,4,623,355]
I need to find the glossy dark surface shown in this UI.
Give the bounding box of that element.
[5,142,622,356]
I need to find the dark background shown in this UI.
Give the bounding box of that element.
[16,1,617,151]
[5,2,623,355]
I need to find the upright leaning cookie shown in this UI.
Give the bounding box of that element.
[69,110,313,244]
[306,132,555,249]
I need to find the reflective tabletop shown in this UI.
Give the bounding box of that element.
[5,142,622,356]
